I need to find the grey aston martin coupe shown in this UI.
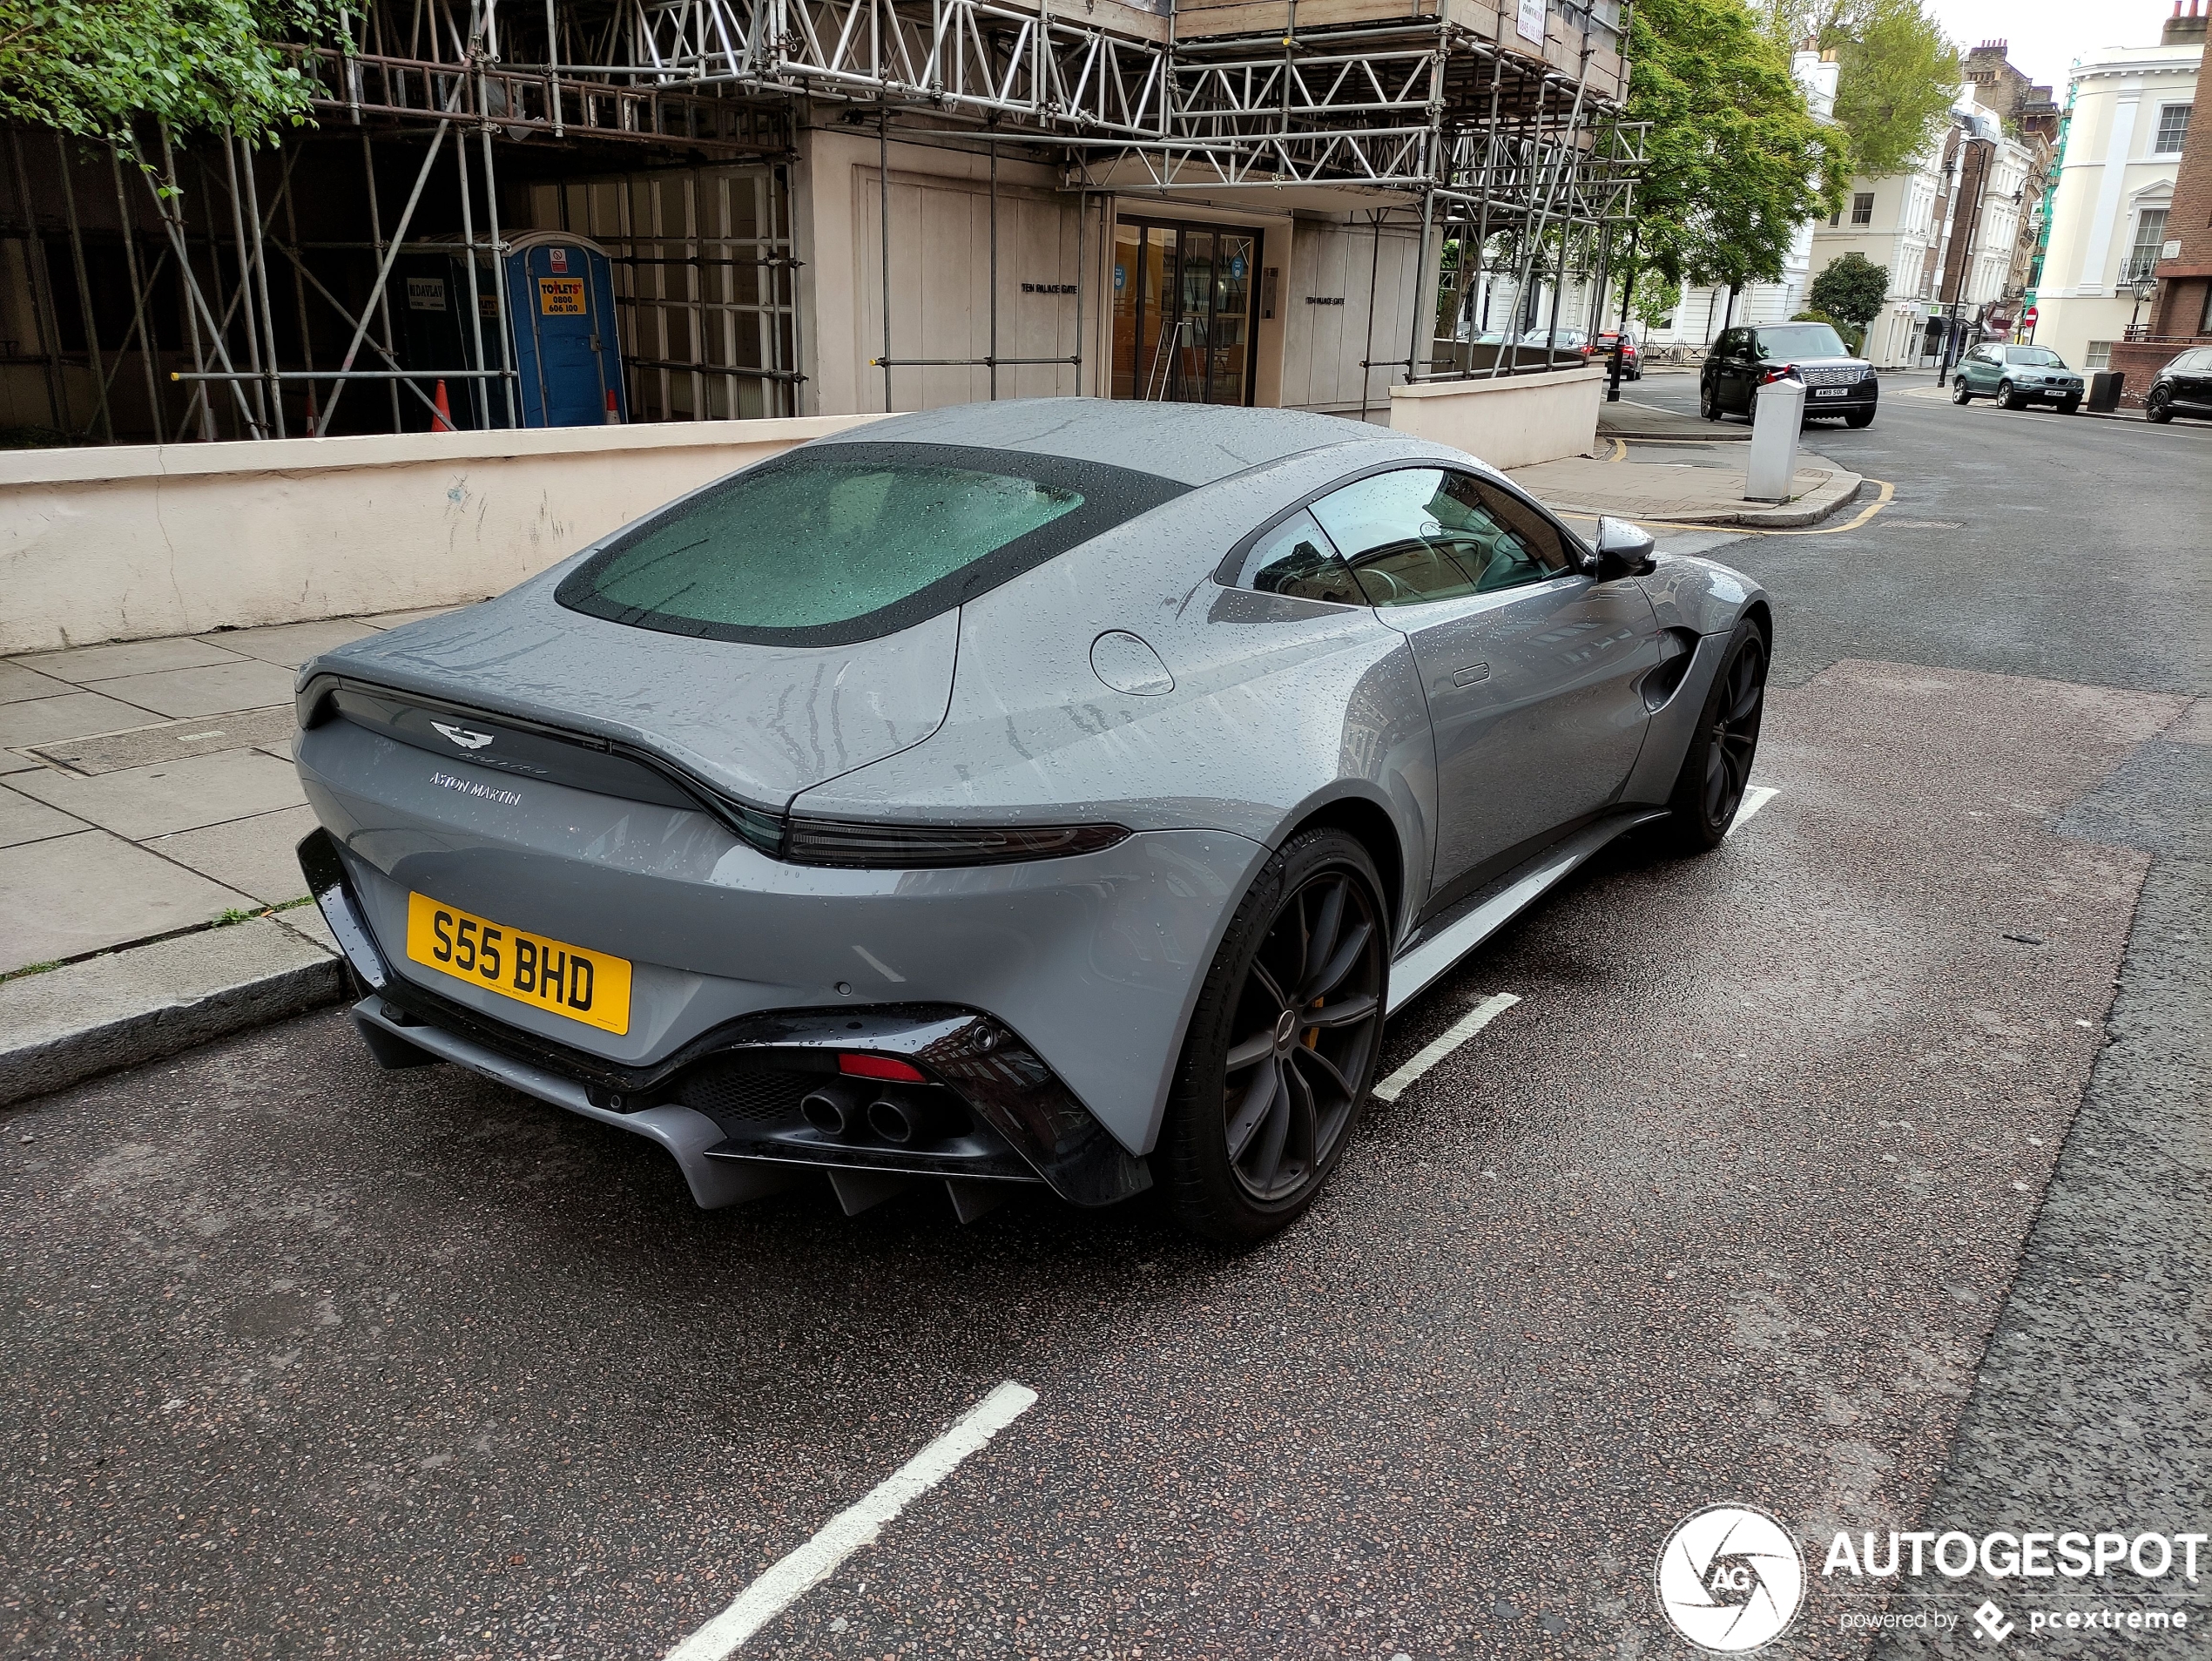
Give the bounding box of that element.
[295,400,1769,1242]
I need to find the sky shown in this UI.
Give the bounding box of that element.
[1920,0,2189,92]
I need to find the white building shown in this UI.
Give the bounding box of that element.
[2028,38,2202,372]
[1809,91,2043,368]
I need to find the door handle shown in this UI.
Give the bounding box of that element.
[1452,663,1491,686]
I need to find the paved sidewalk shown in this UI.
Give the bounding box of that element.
[1513,443,1864,528]
[0,609,457,1102]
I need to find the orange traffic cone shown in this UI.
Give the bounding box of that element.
[432,379,455,432]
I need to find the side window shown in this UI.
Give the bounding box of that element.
[1309,469,1576,609]
[1443,474,1576,592]
[1310,469,1478,609]
[1231,509,1361,605]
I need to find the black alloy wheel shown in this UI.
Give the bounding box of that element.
[1665,617,1769,853]
[1162,828,1387,1243]
[2146,388,2174,424]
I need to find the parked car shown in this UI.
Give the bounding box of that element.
[1951,342,2084,412]
[1518,327,1595,362]
[1594,330,1642,379]
[2144,346,2212,423]
[293,402,1770,1242]
[1700,321,1878,427]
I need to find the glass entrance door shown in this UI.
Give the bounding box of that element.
[1111,219,1258,405]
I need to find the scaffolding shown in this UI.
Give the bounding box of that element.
[2,0,1640,442]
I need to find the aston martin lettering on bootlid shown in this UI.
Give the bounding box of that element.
[431,720,495,750]
[431,770,523,807]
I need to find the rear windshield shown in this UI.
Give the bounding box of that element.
[556,442,1186,645]
[1754,323,1848,359]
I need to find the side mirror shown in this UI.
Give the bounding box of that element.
[1589,516,1656,581]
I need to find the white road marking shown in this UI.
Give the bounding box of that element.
[1726,786,1780,837]
[1371,992,1521,1104]
[664,1381,1037,1660]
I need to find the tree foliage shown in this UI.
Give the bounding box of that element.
[0,0,351,154]
[1810,252,1891,327]
[1768,0,1959,177]
[1624,0,1851,297]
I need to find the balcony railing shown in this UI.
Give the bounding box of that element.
[2121,324,2212,343]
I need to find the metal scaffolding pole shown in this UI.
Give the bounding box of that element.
[236,136,290,436]
[10,131,74,436]
[52,135,115,442]
[108,141,167,444]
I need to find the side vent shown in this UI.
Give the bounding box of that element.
[1642,629,1703,712]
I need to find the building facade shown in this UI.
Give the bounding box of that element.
[2025,17,2202,375]
[1806,68,2051,370]
[2109,0,2212,398]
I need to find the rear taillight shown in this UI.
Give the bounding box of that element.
[783,818,1131,868]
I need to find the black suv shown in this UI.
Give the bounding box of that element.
[1700,321,1879,428]
[2145,347,2212,423]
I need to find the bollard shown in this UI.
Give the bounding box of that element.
[1745,375,1807,503]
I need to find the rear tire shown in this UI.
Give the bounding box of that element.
[1663,617,1769,854]
[2146,388,2175,424]
[1844,409,1875,429]
[1160,828,1388,1246]
[1952,377,1972,404]
[1700,381,1722,421]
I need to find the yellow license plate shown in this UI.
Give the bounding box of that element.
[404,892,632,1036]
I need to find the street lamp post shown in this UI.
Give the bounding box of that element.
[2126,274,2158,340]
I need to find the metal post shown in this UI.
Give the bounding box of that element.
[220,137,272,431]
[9,131,74,436]
[140,145,264,437]
[108,141,166,444]
[454,105,490,429]
[879,108,893,411]
[320,120,455,431]
[278,153,320,431]
[1071,186,1086,397]
[157,127,217,439]
[988,138,1000,401]
[361,132,402,430]
[1359,208,1383,422]
[236,136,289,436]
[52,135,114,442]
[478,119,519,427]
[1407,185,1435,385]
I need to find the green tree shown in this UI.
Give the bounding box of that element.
[1623,0,1851,303]
[1810,252,1891,331]
[0,0,351,154]
[1769,0,1959,177]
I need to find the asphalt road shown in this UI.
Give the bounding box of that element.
[3,379,2206,1659]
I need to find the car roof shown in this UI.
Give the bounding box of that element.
[815,398,1378,487]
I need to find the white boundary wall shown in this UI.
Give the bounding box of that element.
[1386,365,1604,470]
[0,415,884,655]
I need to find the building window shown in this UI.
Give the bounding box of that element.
[2085,341,2114,369]
[2122,209,2169,282]
[1849,192,1875,226]
[2151,104,2190,155]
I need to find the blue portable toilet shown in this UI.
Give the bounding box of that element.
[502,232,626,427]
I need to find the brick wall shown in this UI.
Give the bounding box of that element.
[2121,67,2212,403]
